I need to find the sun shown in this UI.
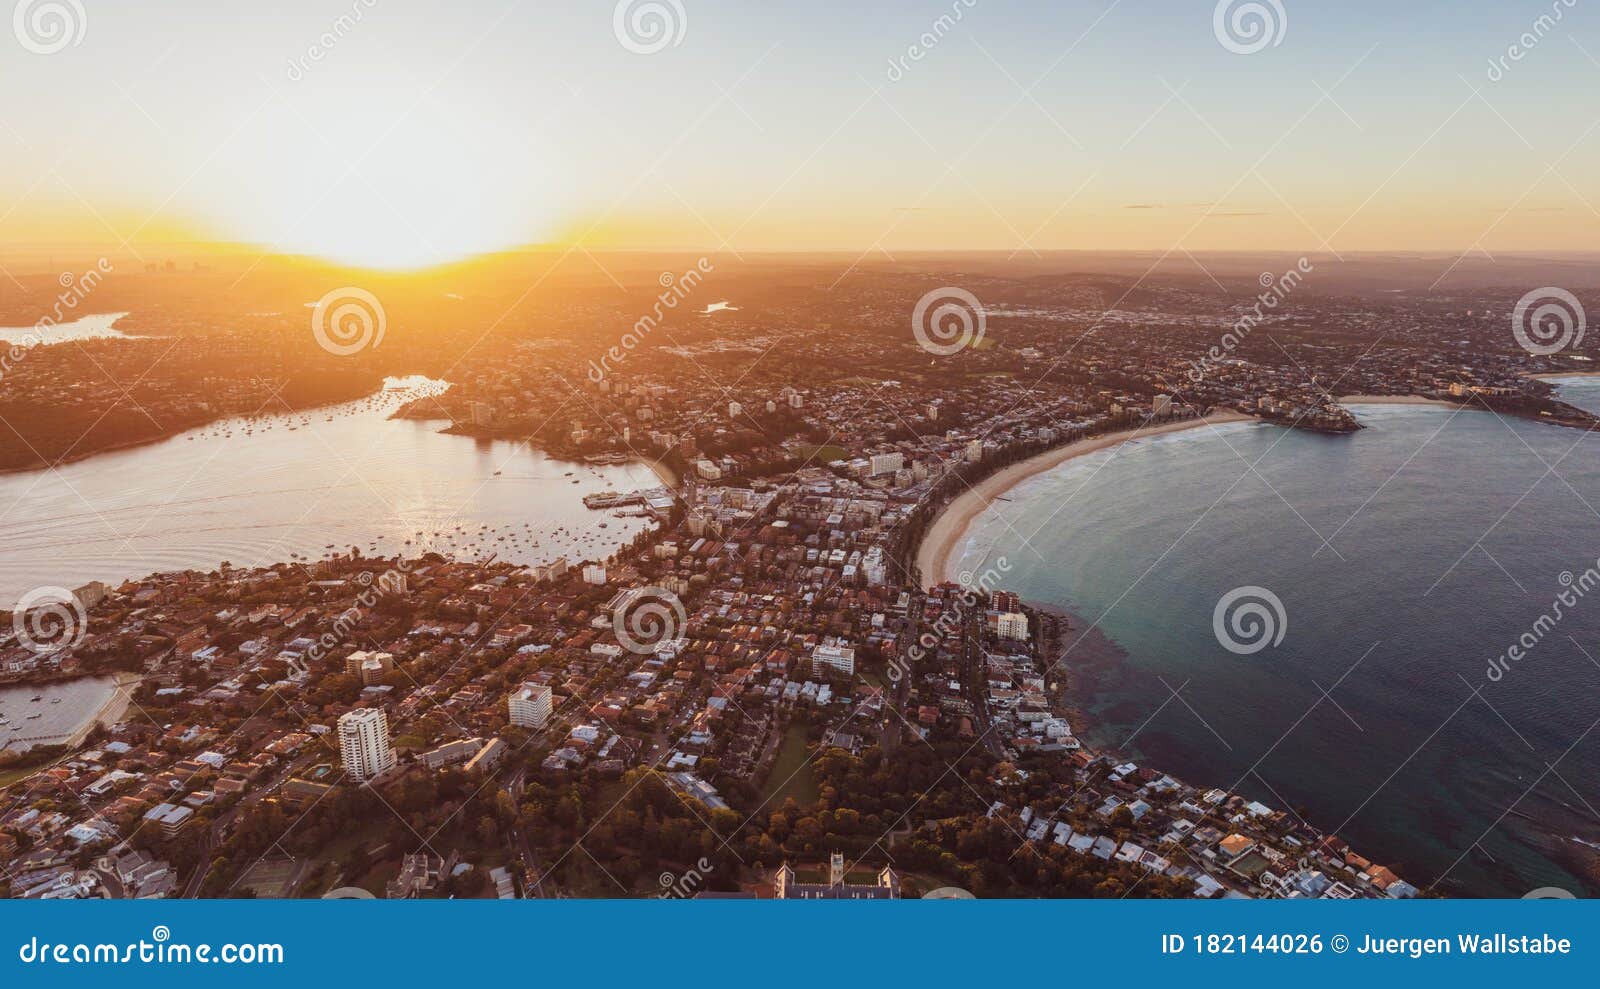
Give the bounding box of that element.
[192,84,567,271]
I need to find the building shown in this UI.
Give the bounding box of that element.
[338,708,397,781]
[994,612,1029,641]
[869,452,903,476]
[811,641,856,677]
[345,650,394,685]
[464,738,507,776]
[419,737,484,770]
[1153,394,1173,416]
[581,563,607,585]
[774,852,900,899]
[509,683,554,728]
[141,803,194,839]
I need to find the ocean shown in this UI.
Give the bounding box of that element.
[948,381,1600,898]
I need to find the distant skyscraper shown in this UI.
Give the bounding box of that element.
[509,683,554,728]
[338,709,396,781]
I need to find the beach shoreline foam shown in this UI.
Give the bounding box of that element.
[916,411,1254,590]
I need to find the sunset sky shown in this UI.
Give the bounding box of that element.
[3,0,1598,268]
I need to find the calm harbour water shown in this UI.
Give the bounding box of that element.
[0,312,133,346]
[0,377,660,606]
[0,676,116,754]
[951,380,1600,898]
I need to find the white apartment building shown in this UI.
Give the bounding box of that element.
[582,563,607,585]
[995,612,1030,641]
[338,708,397,781]
[811,642,856,677]
[509,683,554,728]
[869,452,904,476]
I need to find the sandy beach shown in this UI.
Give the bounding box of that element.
[916,412,1254,589]
[1530,370,1600,380]
[1337,394,1458,407]
[66,672,142,747]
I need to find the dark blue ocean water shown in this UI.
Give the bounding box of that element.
[951,381,1600,898]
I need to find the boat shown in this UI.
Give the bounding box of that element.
[30,695,41,702]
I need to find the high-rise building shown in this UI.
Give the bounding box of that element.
[338,708,396,781]
[869,452,904,476]
[508,683,554,728]
[994,612,1030,641]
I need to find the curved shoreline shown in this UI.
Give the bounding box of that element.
[916,412,1253,589]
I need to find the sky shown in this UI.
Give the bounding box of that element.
[2,0,1598,268]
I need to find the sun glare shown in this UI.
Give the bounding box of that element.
[194,88,567,271]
